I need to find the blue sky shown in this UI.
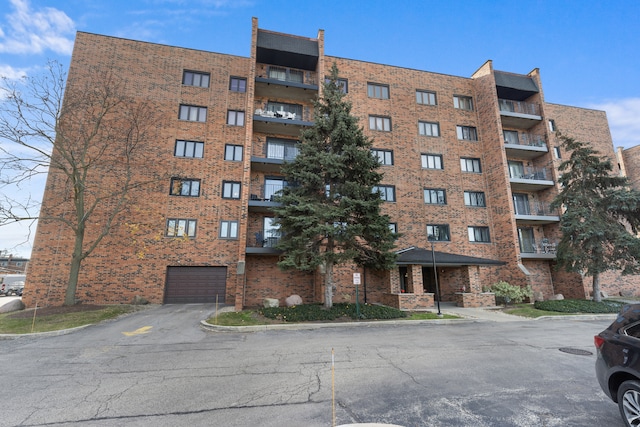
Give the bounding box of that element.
[1,0,640,256]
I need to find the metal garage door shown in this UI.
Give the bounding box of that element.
[164,266,227,304]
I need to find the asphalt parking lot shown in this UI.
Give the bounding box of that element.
[0,303,623,426]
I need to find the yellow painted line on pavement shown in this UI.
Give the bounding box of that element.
[122,326,153,336]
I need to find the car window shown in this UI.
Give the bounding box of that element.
[623,323,640,338]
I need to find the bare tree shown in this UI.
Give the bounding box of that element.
[0,61,163,306]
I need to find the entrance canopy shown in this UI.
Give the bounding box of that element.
[396,247,505,267]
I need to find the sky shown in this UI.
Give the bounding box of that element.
[1,0,639,257]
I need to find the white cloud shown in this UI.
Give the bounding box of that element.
[589,98,640,150]
[0,64,27,80]
[0,0,75,55]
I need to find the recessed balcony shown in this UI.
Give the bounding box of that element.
[514,201,560,225]
[504,131,548,160]
[255,65,319,102]
[509,166,554,191]
[499,99,542,129]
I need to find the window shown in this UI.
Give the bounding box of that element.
[263,217,281,247]
[468,226,490,243]
[389,223,398,234]
[179,105,207,122]
[518,227,535,253]
[367,83,389,99]
[373,185,396,202]
[419,121,440,137]
[224,144,243,161]
[427,224,450,241]
[219,220,239,239]
[508,160,525,178]
[174,140,204,158]
[182,71,210,88]
[325,77,348,93]
[372,149,393,165]
[513,193,530,215]
[453,95,473,110]
[170,178,200,197]
[553,146,562,159]
[421,154,443,170]
[227,110,245,126]
[416,90,437,106]
[464,191,486,207]
[460,157,482,173]
[369,115,391,132]
[549,119,556,132]
[456,125,478,141]
[424,188,446,205]
[504,130,519,144]
[166,218,197,237]
[267,138,299,161]
[264,178,287,201]
[229,77,247,92]
[222,181,241,199]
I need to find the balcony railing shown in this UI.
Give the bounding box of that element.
[250,232,281,248]
[510,167,549,181]
[505,132,546,147]
[249,183,287,202]
[499,99,540,116]
[254,102,312,122]
[514,202,558,216]
[257,65,317,86]
[520,239,557,254]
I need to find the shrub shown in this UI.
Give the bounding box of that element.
[534,299,624,314]
[485,281,532,305]
[260,303,407,322]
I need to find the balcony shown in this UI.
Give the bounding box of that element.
[255,65,319,102]
[248,182,286,212]
[514,202,560,225]
[499,99,542,129]
[504,132,548,160]
[509,167,554,191]
[246,233,282,255]
[520,239,557,260]
[253,102,313,137]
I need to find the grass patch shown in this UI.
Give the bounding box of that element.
[206,310,269,326]
[503,304,568,318]
[260,303,407,323]
[407,312,459,320]
[503,299,626,318]
[0,305,138,334]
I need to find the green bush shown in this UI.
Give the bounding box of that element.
[534,299,625,313]
[260,303,407,322]
[485,281,532,305]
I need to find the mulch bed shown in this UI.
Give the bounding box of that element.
[6,304,106,319]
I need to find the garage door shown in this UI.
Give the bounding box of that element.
[164,266,227,304]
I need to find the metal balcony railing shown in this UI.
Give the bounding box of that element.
[510,167,550,181]
[249,183,287,202]
[499,99,540,116]
[254,102,311,122]
[505,132,546,147]
[250,232,281,248]
[256,65,318,86]
[514,201,558,216]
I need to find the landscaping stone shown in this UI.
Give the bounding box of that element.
[551,294,565,301]
[0,299,25,313]
[285,294,303,307]
[263,298,279,308]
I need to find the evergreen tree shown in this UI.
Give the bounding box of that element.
[551,134,640,302]
[272,64,397,308]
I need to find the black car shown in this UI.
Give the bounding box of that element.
[595,304,640,427]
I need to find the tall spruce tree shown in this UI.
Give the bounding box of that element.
[272,64,397,308]
[551,134,640,302]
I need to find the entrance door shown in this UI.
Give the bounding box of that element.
[422,267,437,294]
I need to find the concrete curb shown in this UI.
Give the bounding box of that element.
[0,324,93,340]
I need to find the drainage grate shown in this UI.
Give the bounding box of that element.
[559,347,593,356]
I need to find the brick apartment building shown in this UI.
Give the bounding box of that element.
[23,17,640,309]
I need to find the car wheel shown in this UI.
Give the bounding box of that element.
[618,380,640,426]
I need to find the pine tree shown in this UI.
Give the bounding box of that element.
[272,64,397,308]
[551,134,640,302]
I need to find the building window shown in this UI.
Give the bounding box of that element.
[427,224,450,242]
[326,77,348,93]
[549,119,556,132]
[460,157,482,173]
[468,226,490,243]
[182,71,210,88]
[464,191,486,207]
[518,227,536,253]
[504,130,519,144]
[229,77,247,92]
[175,140,204,158]
[369,115,391,132]
[227,110,245,126]
[222,181,241,199]
[453,95,473,110]
[219,220,239,239]
[266,138,299,161]
[166,218,197,237]
[456,125,478,141]
[367,83,389,99]
[264,178,287,201]
[416,90,437,106]
[373,185,396,202]
[372,149,393,165]
[224,144,243,161]
[170,178,200,197]
[553,146,562,159]
[389,223,398,234]
[419,121,440,137]
[424,188,446,205]
[421,154,443,170]
[179,105,207,122]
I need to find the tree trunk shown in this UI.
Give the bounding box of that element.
[64,227,85,306]
[592,272,602,303]
[324,260,334,309]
